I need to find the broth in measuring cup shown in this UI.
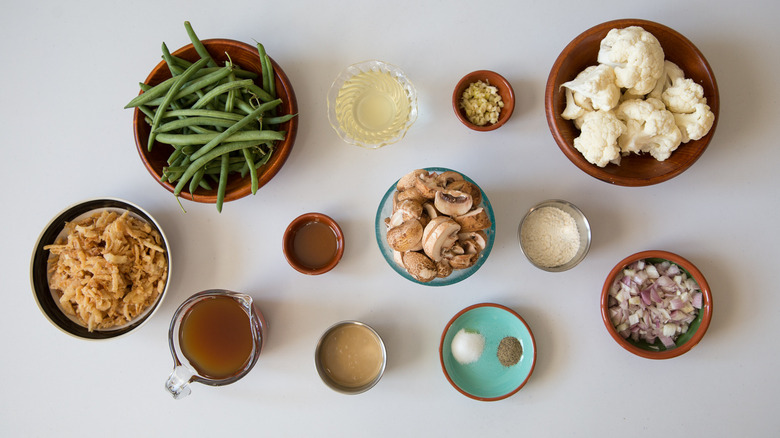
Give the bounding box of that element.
[166,290,265,399]
[180,295,254,379]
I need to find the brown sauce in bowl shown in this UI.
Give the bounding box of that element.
[292,220,338,269]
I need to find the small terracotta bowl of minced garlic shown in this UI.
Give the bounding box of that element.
[518,199,591,272]
[453,70,515,131]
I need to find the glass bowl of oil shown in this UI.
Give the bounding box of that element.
[327,60,418,149]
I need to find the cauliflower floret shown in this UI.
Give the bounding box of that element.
[674,103,715,142]
[615,98,682,161]
[561,64,621,111]
[597,26,665,95]
[561,88,591,129]
[662,78,707,114]
[648,61,685,101]
[573,110,626,167]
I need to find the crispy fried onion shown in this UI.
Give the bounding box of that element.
[44,210,168,331]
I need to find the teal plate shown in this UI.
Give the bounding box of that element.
[439,303,536,401]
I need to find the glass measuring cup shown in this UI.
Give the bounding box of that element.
[165,290,266,399]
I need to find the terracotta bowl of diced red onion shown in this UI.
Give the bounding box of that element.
[600,250,712,359]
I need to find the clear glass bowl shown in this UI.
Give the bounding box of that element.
[374,167,495,286]
[327,60,418,149]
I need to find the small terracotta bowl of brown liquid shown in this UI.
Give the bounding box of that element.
[283,213,345,275]
[315,321,387,394]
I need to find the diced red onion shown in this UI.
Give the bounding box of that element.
[608,259,702,348]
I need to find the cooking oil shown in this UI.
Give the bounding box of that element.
[334,69,412,145]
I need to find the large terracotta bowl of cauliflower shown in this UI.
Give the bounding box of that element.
[545,19,719,187]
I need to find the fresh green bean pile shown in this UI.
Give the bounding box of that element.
[126,22,296,212]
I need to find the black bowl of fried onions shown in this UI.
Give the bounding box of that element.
[30,198,171,340]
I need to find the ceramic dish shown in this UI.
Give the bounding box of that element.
[283,212,345,275]
[601,250,713,359]
[133,38,298,203]
[374,167,495,286]
[453,70,515,131]
[30,198,171,340]
[440,303,536,401]
[545,18,719,186]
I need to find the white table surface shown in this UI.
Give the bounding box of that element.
[3,0,779,436]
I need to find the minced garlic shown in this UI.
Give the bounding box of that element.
[460,80,504,126]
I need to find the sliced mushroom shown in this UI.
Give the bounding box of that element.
[395,199,423,220]
[387,219,423,252]
[387,210,405,228]
[422,202,438,220]
[454,207,491,232]
[436,259,453,278]
[434,189,473,217]
[402,251,437,282]
[446,180,482,207]
[393,250,404,267]
[449,252,478,270]
[458,230,488,251]
[436,171,463,187]
[422,217,461,262]
[419,202,437,228]
[414,172,442,199]
[396,186,426,205]
[397,169,429,192]
[448,237,480,270]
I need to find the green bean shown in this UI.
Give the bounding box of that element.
[242,148,258,194]
[173,140,261,196]
[191,79,254,110]
[155,129,283,146]
[184,21,216,68]
[161,109,244,121]
[161,42,185,76]
[244,83,275,103]
[126,66,229,109]
[225,71,238,113]
[189,166,206,194]
[155,116,241,133]
[143,66,235,107]
[148,57,209,151]
[264,55,276,98]
[188,99,282,160]
[263,113,297,125]
[256,43,272,97]
[167,147,183,165]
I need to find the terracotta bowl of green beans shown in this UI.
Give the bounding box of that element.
[130,29,298,211]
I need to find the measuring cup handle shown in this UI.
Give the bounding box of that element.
[165,366,194,399]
